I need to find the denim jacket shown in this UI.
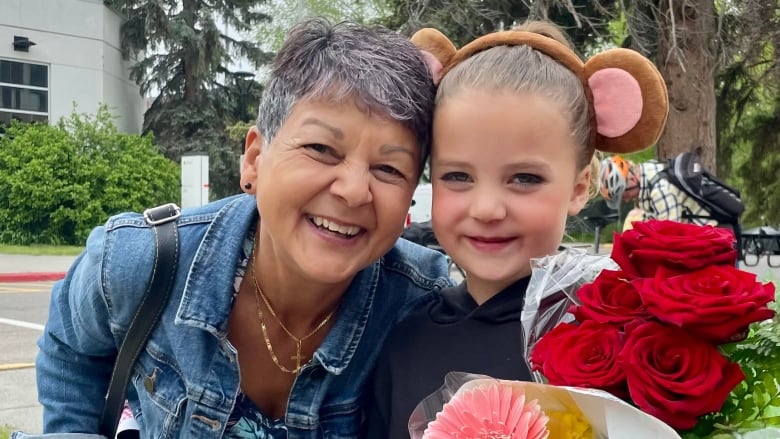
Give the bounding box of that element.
[13,194,452,439]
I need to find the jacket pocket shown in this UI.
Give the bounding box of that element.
[131,343,187,438]
[318,400,362,438]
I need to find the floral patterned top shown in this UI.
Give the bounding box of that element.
[225,393,287,438]
[224,230,288,438]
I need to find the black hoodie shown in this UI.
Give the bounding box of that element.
[365,276,533,439]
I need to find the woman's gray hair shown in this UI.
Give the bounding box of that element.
[436,31,594,170]
[257,18,436,173]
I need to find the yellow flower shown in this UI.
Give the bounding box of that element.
[546,410,593,439]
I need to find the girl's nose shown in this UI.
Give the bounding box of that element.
[468,187,507,222]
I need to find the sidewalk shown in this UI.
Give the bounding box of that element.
[0,254,75,282]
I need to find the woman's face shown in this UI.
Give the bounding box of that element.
[242,97,420,286]
[431,89,590,298]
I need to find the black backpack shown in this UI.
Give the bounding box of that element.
[651,152,745,225]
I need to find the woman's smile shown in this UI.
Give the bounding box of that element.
[306,214,366,243]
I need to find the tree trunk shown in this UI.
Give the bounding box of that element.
[655,0,718,172]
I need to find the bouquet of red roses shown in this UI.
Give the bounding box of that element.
[529,220,776,432]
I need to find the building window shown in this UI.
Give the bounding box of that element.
[0,59,49,132]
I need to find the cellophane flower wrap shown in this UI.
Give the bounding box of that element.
[521,247,619,381]
[409,371,681,439]
[527,220,779,438]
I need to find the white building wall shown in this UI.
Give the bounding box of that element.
[0,0,144,133]
[102,7,145,133]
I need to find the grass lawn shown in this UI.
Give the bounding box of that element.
[0,244,83,256]
[0,425,13,439]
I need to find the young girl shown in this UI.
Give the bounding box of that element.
[364,21,669,438]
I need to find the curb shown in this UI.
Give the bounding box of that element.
[0,272,66,282]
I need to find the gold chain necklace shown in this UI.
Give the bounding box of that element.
[249,252,335,374]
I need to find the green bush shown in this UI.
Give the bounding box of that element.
[0,106,180,245]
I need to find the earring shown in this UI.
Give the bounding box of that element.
[244,182,252,190]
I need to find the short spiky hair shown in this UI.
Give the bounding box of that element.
[256,18,436,174]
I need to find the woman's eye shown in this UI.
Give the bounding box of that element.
[512,173,543,185]
[377,164,404,177]
[440,172,471,183]
[304,143,331,154]
[303,144,340,164]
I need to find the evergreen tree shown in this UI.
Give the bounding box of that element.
[106,0,271,198]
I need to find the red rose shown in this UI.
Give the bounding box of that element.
[611,220,737,277]
[531,321,627,398]
[636,266,776,343]
[571,269,649,327]
[620,321,745,430]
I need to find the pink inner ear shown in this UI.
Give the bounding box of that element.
[421,50,444,85]
[588,68,643,138]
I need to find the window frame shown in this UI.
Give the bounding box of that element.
[0,58,50,128]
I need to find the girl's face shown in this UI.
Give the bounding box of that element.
[430,89,591,302]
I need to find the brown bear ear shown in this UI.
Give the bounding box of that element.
[584,48,669,154]
[411,28,457,84]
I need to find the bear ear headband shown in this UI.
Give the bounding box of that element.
[412,28,669,155]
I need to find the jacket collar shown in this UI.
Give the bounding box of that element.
[176,194,257,335]
[312,260,378,375]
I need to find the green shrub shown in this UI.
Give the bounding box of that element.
[0,106,180,245]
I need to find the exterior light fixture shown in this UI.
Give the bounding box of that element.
[13,36,36,52]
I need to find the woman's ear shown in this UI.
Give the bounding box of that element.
[568,165,592,216]
[241,126,264,194]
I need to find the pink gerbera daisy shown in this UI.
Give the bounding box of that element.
[423,382,550,439]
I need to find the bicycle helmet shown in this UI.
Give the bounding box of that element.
[600,156,632,209]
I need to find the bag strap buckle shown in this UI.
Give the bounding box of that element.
[143,203,181,225]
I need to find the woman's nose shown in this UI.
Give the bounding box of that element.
[330,164,373,207]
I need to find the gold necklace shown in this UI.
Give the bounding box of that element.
[249,254,335,374]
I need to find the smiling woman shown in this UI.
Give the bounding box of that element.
[17,18,452,439]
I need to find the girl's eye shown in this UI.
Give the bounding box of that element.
[512,173,543,185]
[440,172,471,183]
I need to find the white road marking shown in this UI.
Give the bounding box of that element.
[0,282,53,293]
[0,317,44,331]
[0,362,35,370]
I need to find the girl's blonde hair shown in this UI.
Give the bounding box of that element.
[435,20,595,171]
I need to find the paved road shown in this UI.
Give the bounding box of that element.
[0,281,51,434]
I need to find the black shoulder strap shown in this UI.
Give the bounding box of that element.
[99,203,181,438]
